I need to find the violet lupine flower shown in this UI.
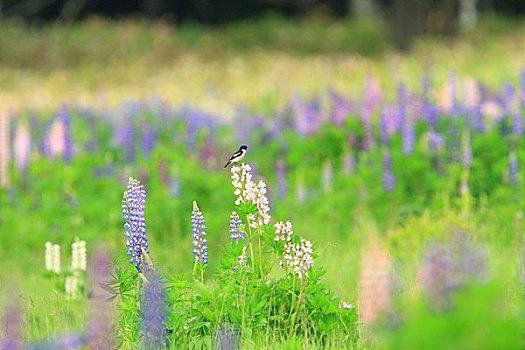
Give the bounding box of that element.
[13,122,31,172]
[382,150,395,192]
[472,105,485,133]
[504,81,516,115]
[0,112,10,189]
[521,68,525,107]
[513,111,523,136]
[427,131,444,151]
[424,105,439,130]
[0,294,22,350]
[449,70,460,115]
[402,117,415,155]
[57,105,73,163]
[342,151,356,176]
[229,211,245,241]
[141,269,168,349]
[192,201,208,265]
[418,243,451,311]
[328,89,351,126]
[509,152,519,186]
[140,121,157,155]
[84,249,114,350]
[276,159,287,199]
[122,177,150,273]
[121,117,136,163]
[214,324,240,350]
[379,110,390,144]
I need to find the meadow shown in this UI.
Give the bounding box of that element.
[1,15,525,349]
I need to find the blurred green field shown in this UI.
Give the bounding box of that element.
[1,15,525,349]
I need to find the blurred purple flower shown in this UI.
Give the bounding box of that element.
[13,122,31,172]
[328,89,351,126]
[141,121,157,155]
[141,270,168,349]
[57,105,73,163]
[472,105,485,132]
[509,152,519,186]
[276,158,287,199]
[0,294,23,350]
[84,248,114,350]
[114,115,135,163]
[382,149,395,192]
[402,117,415,155]
[214,324,240,350]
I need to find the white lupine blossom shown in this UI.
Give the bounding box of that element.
[274,221,293,241]
[53,244,61,273]
[71,239,87,271]
[231,163,271,227]
[282,237,314,279]
[45,242,61,273]
[65,272,79,299]
[45,242,53,271]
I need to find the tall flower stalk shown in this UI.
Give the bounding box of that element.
[192,201,208,282]
[122,177,151,273]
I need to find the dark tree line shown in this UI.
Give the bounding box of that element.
[1,0,523,22]
[1,0,524,49]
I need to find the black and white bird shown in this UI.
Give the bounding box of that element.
[224,145,248,168]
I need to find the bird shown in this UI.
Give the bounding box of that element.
[224,145,248,168]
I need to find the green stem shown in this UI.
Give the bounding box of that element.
[246,214,256,274]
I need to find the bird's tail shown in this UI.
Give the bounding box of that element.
[223,161,231,168]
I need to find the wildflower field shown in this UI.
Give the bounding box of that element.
[1,16,525,349]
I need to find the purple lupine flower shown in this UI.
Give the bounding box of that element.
[402,117,415,155]
[427,131,444,151]
[276,159,287,199]
[418,243,451,311]
[0,112,10,189]
[229,211,245,241]
[198,134,217,168]
[520,68,525,107]
[328,89,351,126]
[0,293,22,350]
[342,151,356,176]
[382,149,395,192]
[114,115,135,163]
[13,122,31,172]
[472,105,485,132]
[84,248,114,350]
[379,110,390,144]
[423,105,439,130]
[504,81,515,115]
[449,70,460,115]
[509,152,519,186]
[192,201,208,265]
[448,123,460,162]
[29,334,85,350]
[419,232,488,312]
[122,177,150,273]
[141,269,168,349]
[57,105,73,163]
[214,324,240,350]
[512,112,523,135]
[140,121,157,156]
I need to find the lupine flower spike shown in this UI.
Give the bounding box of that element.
[122,177,151,273]
[229,211,245,241]
[192,201,208,281]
